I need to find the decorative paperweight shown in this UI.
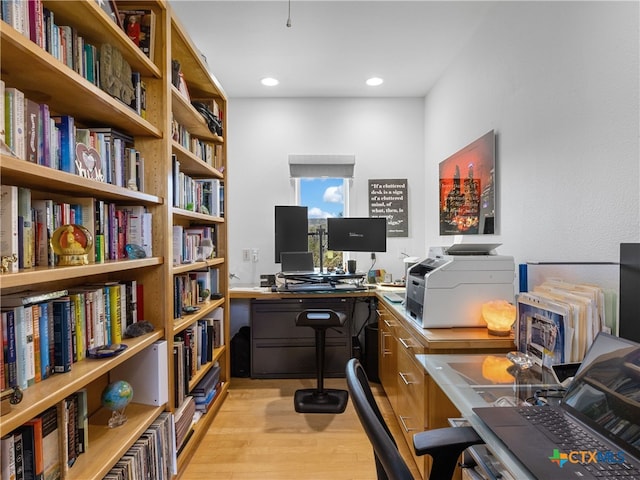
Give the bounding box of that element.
[51,224,93,266]
[101,380,133,428]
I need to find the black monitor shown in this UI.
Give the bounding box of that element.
[327,217,387,253]
[275,206,309,263]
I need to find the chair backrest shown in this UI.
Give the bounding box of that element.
[345,358,415,480]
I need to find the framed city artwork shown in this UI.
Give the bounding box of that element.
[439,130,496,235]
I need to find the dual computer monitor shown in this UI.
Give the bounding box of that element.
[274,205,387,264]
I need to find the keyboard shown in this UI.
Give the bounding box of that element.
[517,407,640,478]
[280,283,335,292]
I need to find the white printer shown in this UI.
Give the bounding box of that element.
[406,244,515,328]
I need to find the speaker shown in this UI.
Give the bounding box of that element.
[619,243,640,343]
[274,206,308,262]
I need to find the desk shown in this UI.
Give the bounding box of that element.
[230,287,379,378]
[417,353,558,479]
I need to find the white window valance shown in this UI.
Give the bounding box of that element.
[288,154,355,178]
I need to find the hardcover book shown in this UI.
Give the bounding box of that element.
[40,406,60,480]
[24,98,40,164]
[52,297,72,374]
[0,185,19,273]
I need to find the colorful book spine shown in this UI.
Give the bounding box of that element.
[52,115,75,174]
[0,185,19,272]
[5,87,25,159]
[38,303,50,380]
[8,307,27,390]
[31,304,41,384]
[71,293,86,362]
[24,98,40,164]
[52,297,72,373]
[23,304,35,387]
[3,310,17,388]
[1,433,16,480]
[108,285,122,344]
[39,103,51,167]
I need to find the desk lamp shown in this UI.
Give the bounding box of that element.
[482,300,516,336]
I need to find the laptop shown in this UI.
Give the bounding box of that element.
[280,251,315,275]
[473,332,640,480]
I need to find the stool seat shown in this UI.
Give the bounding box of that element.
[295,309,346,328]
[294,309,349,414]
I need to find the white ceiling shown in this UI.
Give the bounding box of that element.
[169,0,495,98]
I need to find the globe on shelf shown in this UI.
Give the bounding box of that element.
[50,224,93,266]
[101,380,134,428]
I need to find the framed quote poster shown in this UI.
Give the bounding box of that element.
[369,179,408,237]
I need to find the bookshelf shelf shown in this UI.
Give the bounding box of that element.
[45,0,162,79]
[172,298,225,335]
[0,258,163,290]
[0,155,163,205]
[171,87,223,142]
[0,26,162,138]
[172,142,223,178]
[172,258,224,275]
[70,403,166,480]
[173,207,224,224]
[0,330,163,433]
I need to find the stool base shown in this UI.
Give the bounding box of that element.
[294,388,349,414]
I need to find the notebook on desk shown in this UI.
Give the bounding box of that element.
[473,332,640,480]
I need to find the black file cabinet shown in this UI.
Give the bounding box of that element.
[250,298,354,378]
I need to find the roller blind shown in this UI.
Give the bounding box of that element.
[288,154,355,178]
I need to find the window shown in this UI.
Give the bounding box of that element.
[295,177,349,271]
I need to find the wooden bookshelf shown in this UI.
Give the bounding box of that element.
[167,6,230,477]
[1,0,230,477]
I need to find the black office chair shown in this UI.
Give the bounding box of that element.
[345,358,483,480]
[294,309,349,414]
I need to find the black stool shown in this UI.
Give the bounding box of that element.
[294,309,349,414]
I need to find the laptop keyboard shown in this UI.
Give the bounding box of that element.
[517,407,640,478]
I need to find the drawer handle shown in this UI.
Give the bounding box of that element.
[382,333,392,355]
[399,372,414,385]
[398,337,413,349]
[399,416,417,432]
[383,319,395,328]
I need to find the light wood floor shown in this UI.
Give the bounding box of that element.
[181,377,421,479]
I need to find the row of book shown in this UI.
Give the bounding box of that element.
[0,2,147,117]
[0,390,88,480]
[2,1,98,85]
[173,268,220,320]
[171,156,224,216]
[1,83,146,190]
[173,309,224,406]
[192,364,221,414]
[0,283,143,392]
[104,412,175,480]
[171,225,217,267]
[170,117,220,166]
[0,185,152,273]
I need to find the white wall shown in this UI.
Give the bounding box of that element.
[423,1,640,266]
[227,98,425,286]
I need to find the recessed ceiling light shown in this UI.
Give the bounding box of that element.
[261,77,279,87]
[366,77,384,87]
